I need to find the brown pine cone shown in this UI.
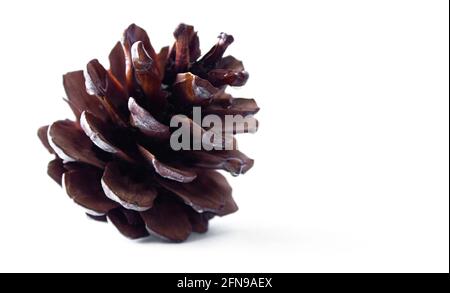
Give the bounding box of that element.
[37,23,259,242]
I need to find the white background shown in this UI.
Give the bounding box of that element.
[0,0,448,273]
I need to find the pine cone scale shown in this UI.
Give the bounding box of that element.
[128,97,170,140]
[136,144,197,183]
[63,71,108,122]
[156,170,233,214]
[48,120,106,168]
[107,208,149,239]
[47,158,65,185]
[101,162,157,212]
[140,197,193,242]
[63,167,119,216]
[108,42,127,88]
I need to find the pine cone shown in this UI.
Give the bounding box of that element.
[37,23,259,242]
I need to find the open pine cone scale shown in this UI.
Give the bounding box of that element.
[37,23,259,242]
